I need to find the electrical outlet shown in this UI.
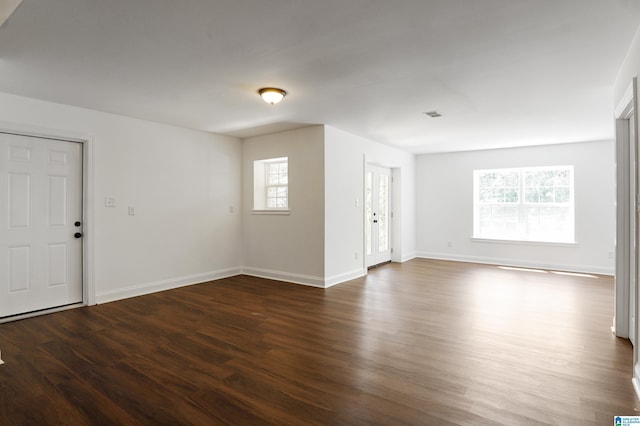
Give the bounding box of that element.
[104,197,116,207]
[447,241,452,247]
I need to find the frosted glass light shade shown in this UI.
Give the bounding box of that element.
[258,87,286,105]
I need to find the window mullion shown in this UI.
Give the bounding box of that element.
[519,170,525,240]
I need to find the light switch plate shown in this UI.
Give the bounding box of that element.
[105,197,116,207]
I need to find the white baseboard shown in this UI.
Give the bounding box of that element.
[95,267,242,304]
[400,252,417,263]
[324,268,366,288]
[415,252,614,276]
[241,267,325,288]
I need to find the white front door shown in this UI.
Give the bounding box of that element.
[0,133,83,318]
[365,165,392,268]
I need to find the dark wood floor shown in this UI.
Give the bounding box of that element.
[0,259,637,425]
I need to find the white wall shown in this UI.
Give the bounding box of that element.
[0,91,243,303]
[241,126,325,286]
[416,141,615,274]
[324,126,416,285]
[615,25,640,103]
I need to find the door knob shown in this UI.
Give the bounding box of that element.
[74,221,81,227]
[74,232,83,239]
[373,220,378,223]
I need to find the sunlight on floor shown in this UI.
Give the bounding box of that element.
[498,266,598,279]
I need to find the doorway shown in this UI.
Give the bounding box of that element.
[0,132,84,319]
[365,164,392,268]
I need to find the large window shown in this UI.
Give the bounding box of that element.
[253,157,288,210]
[473,166,574,243]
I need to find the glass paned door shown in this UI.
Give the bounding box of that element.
[365,165,392,267]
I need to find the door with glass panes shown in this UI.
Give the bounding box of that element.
[365,165,392,267]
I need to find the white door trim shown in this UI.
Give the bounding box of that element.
[0,122,95,312]
[615,79,637,338]
[613,77,640,401]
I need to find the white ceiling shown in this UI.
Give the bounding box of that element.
[0,0,639,153]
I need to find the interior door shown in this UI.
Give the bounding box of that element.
[0,133,83,318]
[365,165,392,268]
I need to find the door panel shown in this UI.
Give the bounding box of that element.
[9,173,31,228]
[8,246,30,292]
[366,165,392,268]
[0,133,83,318]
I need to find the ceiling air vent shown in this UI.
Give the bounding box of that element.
[423,110,443,118]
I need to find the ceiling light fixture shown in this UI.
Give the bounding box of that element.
[258,87,287,105]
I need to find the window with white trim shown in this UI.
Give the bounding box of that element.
[473,166,574,243]
[253,157,288,210]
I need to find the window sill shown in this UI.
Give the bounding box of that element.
[470,237,577,247]
[252,209,290,215]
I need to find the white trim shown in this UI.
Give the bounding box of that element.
[251,209,290,215]
[470,237,577,247]
[400,252,417,263]
[83,135,96,306]
[616,82,635,118]
[95,267,241,304]
[614,77,637,339]
[241,267,325,288]
[324,268,366,287]
[416,252,614,276]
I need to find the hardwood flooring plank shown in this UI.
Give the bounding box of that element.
[0,259,638,424]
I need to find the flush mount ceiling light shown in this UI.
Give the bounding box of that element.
[258,87,287,105]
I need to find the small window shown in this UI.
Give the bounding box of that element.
[254,157,288,211]
[473,166,574,243]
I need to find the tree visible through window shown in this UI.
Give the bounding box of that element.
[473,166,574,243]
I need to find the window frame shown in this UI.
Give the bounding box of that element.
[252,157,290,214]
[264,159,288,209]
[472,165,575,244]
